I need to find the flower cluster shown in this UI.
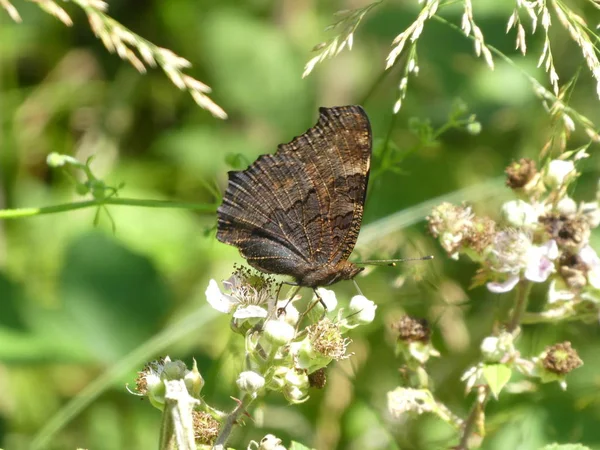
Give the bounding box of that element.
[206,268,378,406]
[428,153,599,313]
[131,357,225,446]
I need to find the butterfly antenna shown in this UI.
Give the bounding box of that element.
[355,255,434,267]
[352,279,364,296]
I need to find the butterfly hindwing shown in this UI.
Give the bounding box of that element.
[276,105,371,264]
[217,105,372,285]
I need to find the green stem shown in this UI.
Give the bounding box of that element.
[508,279,532,333]
[457,280,532,449]
[212,393,255,450]
[0,198,217,219]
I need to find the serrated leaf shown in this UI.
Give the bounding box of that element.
[539,444,591,450]
[482,363,512,399]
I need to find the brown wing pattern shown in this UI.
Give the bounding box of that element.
[217,105,371,280]
[217,153,321,276]
[276,105,371,264]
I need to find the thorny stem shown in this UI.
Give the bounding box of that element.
[456,280,531,449]
[212,394,255,450]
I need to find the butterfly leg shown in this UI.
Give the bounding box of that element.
[277,284,302,319]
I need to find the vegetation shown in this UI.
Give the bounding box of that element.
[1,0,599,449]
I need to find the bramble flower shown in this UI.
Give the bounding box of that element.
[393,315,439,364]
[532,341,583,390]
[486,232,557,293]
[427,203,475,258]
[505,158,538,191]
[540,213,591,251]
[133,356,203,410]
[291,318,350,373]
[393,316,431,343]
[205,266,274,319]
[192,411,220,446]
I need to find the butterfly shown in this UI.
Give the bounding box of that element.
[217,105,371,288]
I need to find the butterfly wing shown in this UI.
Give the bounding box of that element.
[276,105,371,264]
[217,105,371,279]
[217,153,320,277]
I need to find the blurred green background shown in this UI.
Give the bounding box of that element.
[1,0,600,449]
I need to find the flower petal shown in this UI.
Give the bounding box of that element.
[206,279,236,313]
[579,245,600,268]
[487,275,520,293]
[233,304,268,319]
[542,240,559,260]
[525,244,556,282]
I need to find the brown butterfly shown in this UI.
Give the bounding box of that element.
[217,106,371,288]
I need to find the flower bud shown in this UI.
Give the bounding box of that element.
[263,319,295,346]
[480,332,514,363]
[466,121,482,135]
[545,160,575,187]
[501,200,538,228]
[348,295,377,325]
[557,197,577,215]
[282,370,309,404]
[162,359,188,380]
[236,371,265,394]
[315,288,337,311]
[184,359,205,398]
[257,434,287,450]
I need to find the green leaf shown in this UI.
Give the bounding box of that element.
[482,363,512,399]
[539,444,592,450]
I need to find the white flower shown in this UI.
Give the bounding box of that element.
[315,288,338,311]
[205,268,273,319]
[487,275,520,293]
[501,200,539,228]
[206,279,237,313]
[348,295,377,325]
[487,237,557,293]
[546,159,575,186]
[488,230,531,274]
